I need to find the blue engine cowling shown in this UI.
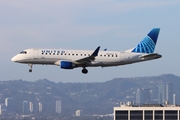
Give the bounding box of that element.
[60,61,74,69]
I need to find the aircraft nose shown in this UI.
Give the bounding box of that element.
[11,56,17,62]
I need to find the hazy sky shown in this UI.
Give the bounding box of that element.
[1,0,180,82]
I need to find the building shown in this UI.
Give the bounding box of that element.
[75,110,81,116]
[114,102,180,120]
[158,83,174,104]
[5,98,9,107]
[38,102,42,112]
[136,88,151,104]
[23,101,29,114]
[0,104,6,115]
[29,102,33,113]
[0,104,2,115]
[173,94,176,105]
[5,98,13,111]
[55,100,61,114]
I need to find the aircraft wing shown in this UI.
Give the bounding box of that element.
[75,46,100,64]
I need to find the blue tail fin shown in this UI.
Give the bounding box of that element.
[132,28,160,53]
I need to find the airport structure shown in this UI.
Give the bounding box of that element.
[114,101,180,120]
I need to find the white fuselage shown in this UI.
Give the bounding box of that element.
[11,48,160,68]
[11,28,162,73]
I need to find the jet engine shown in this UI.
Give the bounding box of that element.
[60,61,75,69]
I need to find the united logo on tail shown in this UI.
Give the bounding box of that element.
[132,28,160,53]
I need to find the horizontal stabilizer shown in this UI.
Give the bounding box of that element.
[139,53,162,59]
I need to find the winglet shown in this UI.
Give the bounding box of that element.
[91,46,100,57]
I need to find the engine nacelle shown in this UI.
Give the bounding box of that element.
[60,61,75,69]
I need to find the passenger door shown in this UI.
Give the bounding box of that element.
[33,49,39,59]
[120,52,124,62]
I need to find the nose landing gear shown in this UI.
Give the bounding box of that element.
[29,69,32,72]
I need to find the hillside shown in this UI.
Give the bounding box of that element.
[0,74,180,116]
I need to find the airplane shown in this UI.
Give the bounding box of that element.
[11,28,162,74]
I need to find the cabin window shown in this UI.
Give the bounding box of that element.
[84,54,86,56]
[46,53,47,55]
[116,55,117,57]
[53,53,55,55]
[57,53,59,55]
[104,55,106,57]
[108,55,110,57]
[100,55,102,57]
[49,53,51,55]
[68,53,70,55]
[81,54,82,56]
[76,54,78,56]
[112,55,114,57]
[88,54,90,56]
[64,53,66,55]
[61,53,63,55]
[72,54,74,56]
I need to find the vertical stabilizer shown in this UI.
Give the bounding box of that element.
[132,28,160,53]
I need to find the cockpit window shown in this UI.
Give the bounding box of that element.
[20,51,27,54]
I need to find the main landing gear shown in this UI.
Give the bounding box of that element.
[82,68,88,74]
[28,64,33,73]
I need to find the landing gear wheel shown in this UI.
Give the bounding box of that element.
[82,68,88,74]
[28,64,33,73]
[29,69,32,72]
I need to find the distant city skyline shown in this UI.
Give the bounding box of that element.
[158,82,174,104]
[0,74,179,119]
[136,88,151,104]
